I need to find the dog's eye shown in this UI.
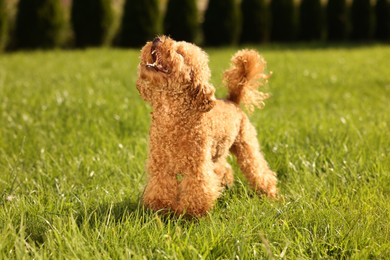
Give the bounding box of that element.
[176,51,184,58]
[176,48,185,58]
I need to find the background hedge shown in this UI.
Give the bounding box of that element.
[270,0,298,42]
[240,0,269,43]
[203,0,241,46]
[1,0,389,51]
[326,0,349,41]
[71,0,115,47]
[164,0,199,43]
[14,0,66,49]
[0,0,7,51]
[351,0,374,40]
[375,0,390,41]
[119,0,160,47]
[299,0,323,41]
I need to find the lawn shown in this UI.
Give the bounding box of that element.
[0,44,389,259]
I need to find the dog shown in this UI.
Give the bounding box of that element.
[136,36,277,217]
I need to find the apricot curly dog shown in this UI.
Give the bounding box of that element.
[136,36,277,217]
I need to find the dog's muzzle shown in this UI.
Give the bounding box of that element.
[146,37,169,73]
[151,37,161,63]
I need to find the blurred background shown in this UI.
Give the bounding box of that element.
[0,0,389,52]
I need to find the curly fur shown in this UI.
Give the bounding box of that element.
[136,36,277,217]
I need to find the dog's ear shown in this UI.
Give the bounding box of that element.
[190,82,216,112]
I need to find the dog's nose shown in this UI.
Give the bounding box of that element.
[152,37,161,45]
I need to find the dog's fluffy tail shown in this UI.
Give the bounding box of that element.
[223,50,270,112]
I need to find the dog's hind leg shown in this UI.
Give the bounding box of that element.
[230,115,277,198]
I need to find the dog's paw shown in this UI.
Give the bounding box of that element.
[259,171,278,199]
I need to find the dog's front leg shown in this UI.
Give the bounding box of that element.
[172,144,223,217]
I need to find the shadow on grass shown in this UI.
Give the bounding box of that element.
[8,198,143,247]
[75,197,197,229]
[76,197,142,227]
[20,182,278,246]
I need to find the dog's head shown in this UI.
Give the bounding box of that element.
[137,36,216,112]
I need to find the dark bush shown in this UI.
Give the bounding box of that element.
[299,0,323,41]
[375,0,390,41]
[15,0,66,49]
[164,0,198,42]
[270,0,298,42]
[350,0,374,40]
[240,0,269,43]
[71,0,115,47]
[203,0,241,46]
[119,0,161,47]
[0,0,7,51]
[326,0,349,41]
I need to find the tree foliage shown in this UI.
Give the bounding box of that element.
[164,0,198,42]
[0,0,7,51]
[375,0,390,41]
[15,0,66,49]
[299,0,323,41]
[350,0,374,40]
[240,0,269,43]
[203,0,241,46]
[327,0,349,41]
[119,0,161,47]
[71,0,115,47]
[270,0,298,42]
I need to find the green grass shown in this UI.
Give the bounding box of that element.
[0,45,389,259]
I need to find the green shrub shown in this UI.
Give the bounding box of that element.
[0,0,7,51]
[164,0,198,42]
[240,0,269,43]
[350,0,374,40]
[203,0,241,46]
[14,0,66,49]
[299,0,323,41]
[270,0,298,42]
[375,0,390,41]
[119,0,161,47]
[326,0,349,41]
[71,0,115,47]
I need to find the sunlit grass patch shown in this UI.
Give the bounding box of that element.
[0,45,389,258]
